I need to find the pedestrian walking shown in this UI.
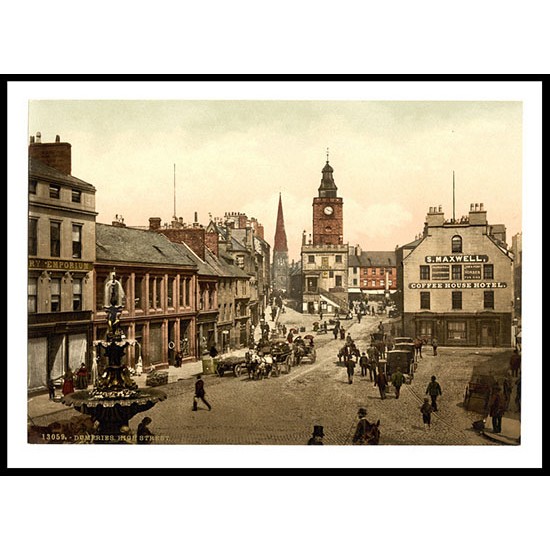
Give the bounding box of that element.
[374,367,388,400]
[489,385,506,434]
[346,356,356,384]
[175,351,183,368]
[426,375,442,411]
[359,352,369,377]
[420,398,433,430]
[340,327,345,340]
[137,416,154,444]
[307,425,324,445]
[47,378,56,400]
[510,348,521,377]
[192,374,212,411]
[391,367,405,399]
[432,337,438,356]
[503,376,513,409]
[332,326,339,340]
[319,311,323,321]
[357,311,362,323]
[378,321,384,333]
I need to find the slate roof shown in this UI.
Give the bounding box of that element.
[96,223,197,267]
[29,158,96,191]
[350,251,397,267]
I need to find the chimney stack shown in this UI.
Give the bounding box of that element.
[28,132,72,175]
[149,217,162,230]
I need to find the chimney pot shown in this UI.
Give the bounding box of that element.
[30,135,35,143]
[55,135,60,142]
[480,202,484,210]
[36,132,41,143]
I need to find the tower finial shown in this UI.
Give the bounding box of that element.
[326,147,329,163]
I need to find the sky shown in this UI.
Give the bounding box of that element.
[24,89,524,262]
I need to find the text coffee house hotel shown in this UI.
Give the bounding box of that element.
[398,204,514,347]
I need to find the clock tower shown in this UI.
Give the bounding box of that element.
[312,158,343,245]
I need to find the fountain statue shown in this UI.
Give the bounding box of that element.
[62,269,167,441]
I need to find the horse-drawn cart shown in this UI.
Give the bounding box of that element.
[215,355,248,377]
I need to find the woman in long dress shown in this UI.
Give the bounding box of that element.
[62,368,75,395]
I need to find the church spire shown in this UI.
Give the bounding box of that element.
[273,193,288,252]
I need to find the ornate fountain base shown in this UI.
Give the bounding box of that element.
[62,387,167,440]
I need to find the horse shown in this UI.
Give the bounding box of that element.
[337,344,360,365]
[353,419,381,445]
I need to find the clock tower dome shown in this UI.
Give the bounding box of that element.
[312,156,343,245]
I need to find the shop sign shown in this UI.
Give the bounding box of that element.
[425,254,488,263]
[431,265,450,280]
[463,265,482,280]
[409,281,507,289]
[29,258,93,271]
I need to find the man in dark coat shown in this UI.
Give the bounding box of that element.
[359,352,369,377]
[426,375,442,411]
[489,385,506,433]
[374,367,388,399]
[193,374,212,411]
[510,349,521,377]
[307,425,324,445]
[391,367,405,399]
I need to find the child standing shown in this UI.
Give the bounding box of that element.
[421,397,433,429]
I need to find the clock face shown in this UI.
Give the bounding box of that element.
[324,206,334,215]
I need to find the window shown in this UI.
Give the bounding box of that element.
[49,184,60,199]
[420,291,430,309]
[50,221,61,257]
[451,235,462,253]
[308,255,315,264]
[72,224,82,258]
[353,267,357,274]
[452,291,462,310]
[388,268,393,275]
[50,277,61,312]
[371,268,376,275]
[167,277,174,307]
[335,275,342,287]
[185,277,191,306]
[379,280,384,287]
[335,255,342,263]
[483,264,494,280]
[28,277,37,313]
[388,279,393,286]
[72,278,82,311]
[451,265,462,280]
[149,277,155,309]
[321,257,329,268]
[236,255,245,269]
[380,268,385,275]
[71,189,81,203]
[371,280,376,287]
[448,321,467,341]
[29,218,38,256]
[135,276,143,309]
[329,270,334,278]
[420,265,430,280]
[353,279,358,286]
[484,291,494,309]
[29,180,37,194]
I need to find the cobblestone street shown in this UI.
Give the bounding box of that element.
[29,307,518,446]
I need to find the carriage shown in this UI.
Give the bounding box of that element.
[292,335,317,365]
[337,342,360,364]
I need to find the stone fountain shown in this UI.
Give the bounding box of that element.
[62,270,167,442]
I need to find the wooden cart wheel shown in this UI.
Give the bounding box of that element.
[234,365,242,377]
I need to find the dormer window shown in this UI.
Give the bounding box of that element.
[49,184,60,199]
[451,235,462,253]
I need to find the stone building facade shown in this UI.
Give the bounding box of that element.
[94,223,199,371]
[399,204,514,347]
[28,133,97,392]
[301,158,349,314]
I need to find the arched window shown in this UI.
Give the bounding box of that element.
[451,235,462,253]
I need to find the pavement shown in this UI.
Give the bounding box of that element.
[480,416,521,445]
